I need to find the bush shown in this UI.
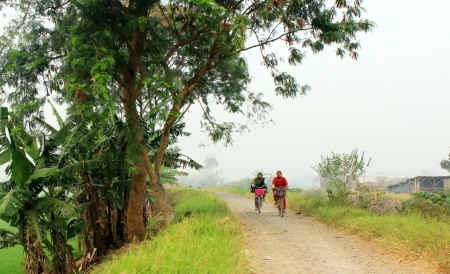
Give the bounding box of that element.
[352,184,386,213]
[402,190,450,220]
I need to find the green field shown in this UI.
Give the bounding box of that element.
[0,220,23,274]
[0,220,82,274]
[92,188,250,273]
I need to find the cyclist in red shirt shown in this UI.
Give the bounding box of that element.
[272,170,289,209]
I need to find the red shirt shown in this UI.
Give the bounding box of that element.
[272,176,288,187]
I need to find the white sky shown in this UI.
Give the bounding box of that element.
[177,0,450,181]
[1,1,449,184]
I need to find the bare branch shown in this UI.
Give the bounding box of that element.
[238,27,313,53]
[250,28,270,67]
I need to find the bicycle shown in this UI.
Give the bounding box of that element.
[274,186,287,217]
[254,187,265,213]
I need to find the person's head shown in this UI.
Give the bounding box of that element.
[276,170,282,178]
[257,172,262,178]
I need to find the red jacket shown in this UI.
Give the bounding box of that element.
[272,176,288,188]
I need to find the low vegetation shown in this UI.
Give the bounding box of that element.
[0,220,82,274]
[288,192,449,272]
[92,188,249,273]
[401,191,449,220]
[0,220,22,274]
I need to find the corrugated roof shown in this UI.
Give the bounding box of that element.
[386,175,450,188]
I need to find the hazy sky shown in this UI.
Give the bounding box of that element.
[177,0,450,181]
[1,1,449,184]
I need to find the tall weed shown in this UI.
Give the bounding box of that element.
[93,188,249,273]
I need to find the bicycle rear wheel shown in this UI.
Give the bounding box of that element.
[277,198,282,216]
[257,196,261,213]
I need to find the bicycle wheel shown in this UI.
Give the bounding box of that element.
[280,201,284,217]
[257,196,261,213]
[277,198,282,216]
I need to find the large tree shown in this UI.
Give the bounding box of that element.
[0,0,373,241]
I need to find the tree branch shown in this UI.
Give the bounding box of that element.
[237,27,313,53]
[161,60,176,98]
[42,1,70,13]
[230,0,246,10]
[242,0,268,15]
[157,1,181,41]
[164,29,209,62]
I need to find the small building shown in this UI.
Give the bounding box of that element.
[386,176,450,193]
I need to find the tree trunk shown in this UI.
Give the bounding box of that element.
[24,235,50,274]
[123,98,176,238]
[144,160,175,224]
[153,177,174,224]
[127,161,147,242]
[124,99,148,242]
[50,219,76,274]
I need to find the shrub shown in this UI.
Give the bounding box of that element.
[401,190,450,220]
[352,184,386,213]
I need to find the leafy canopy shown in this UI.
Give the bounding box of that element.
[0,0,373,144]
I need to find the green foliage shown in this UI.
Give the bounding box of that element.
[402,190,450,220]
[92,188,249,273]
[440,153,450,173]
[0,0,373,146]
[160,166,188,184]
[0,0,374,267]
[316,149,370,203]
[0,107,80,271]
[0,219,82,274]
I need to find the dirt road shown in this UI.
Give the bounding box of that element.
[216,192,425,274]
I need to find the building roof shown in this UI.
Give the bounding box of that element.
[386,175,450,189]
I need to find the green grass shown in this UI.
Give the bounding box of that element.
[92,188,250,273]
[0,220,23,274]
[0,220,82,274]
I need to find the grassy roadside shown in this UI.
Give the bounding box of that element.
[288,193,449,272]
[214,187,449,272]
[92,188,250,273]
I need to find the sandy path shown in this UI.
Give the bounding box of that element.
[216,192,425,274]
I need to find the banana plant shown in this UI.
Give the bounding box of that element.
[0,107,80,273]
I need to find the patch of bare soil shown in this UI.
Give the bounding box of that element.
[216,192,431,274]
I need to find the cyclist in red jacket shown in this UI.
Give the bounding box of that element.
[272,170,289,209]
